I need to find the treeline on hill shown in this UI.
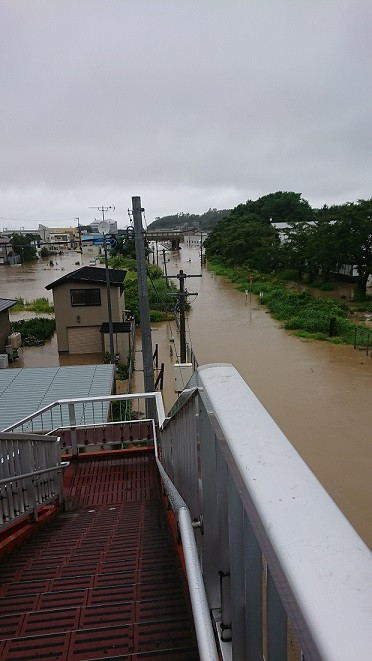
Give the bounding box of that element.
[204,191,372,295]
[148,208,231,231]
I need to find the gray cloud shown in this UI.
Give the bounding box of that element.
[1,0,371,228]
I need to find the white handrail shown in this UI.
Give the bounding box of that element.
[155,453,219,661]
[160,363,372,660]
[3,391,166,432]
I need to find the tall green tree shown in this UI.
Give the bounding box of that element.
[205,213,281,270]
[11,233,37,262]
[229,191,314,225]
[333,200,372,294]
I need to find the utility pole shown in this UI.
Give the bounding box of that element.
[89,205,116,366]
[132,196,156,419]
[75,217,82,254]
[162,248,169,284]
[200,231,206,269]
[167,269,201,363]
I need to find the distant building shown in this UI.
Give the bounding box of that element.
[38,225,78,252]
[0,237,20,265]
[46,266,131,362]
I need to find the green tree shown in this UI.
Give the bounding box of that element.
[229,191,314,225]
[205,214,281,271]
[282,221,313,280]
[110,235,136,260]
[11,233,37,262]
[333,200,372,294]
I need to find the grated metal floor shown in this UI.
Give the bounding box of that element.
[0,452,199,660]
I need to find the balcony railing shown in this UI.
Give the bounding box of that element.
[160,363,372,660]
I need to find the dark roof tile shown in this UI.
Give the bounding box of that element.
[46,266,127,290]
[0,298,17,313]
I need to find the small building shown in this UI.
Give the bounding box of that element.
[80,235,106,258]
[46,266,130,362]
[0,237,21,265]
[0,298,17,353]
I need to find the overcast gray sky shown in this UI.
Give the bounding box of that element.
[1,0,371,230]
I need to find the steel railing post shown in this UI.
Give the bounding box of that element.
[68,402,78,456]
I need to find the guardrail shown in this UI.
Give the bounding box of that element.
[159,363,372,660]
[0,432,67,531]
[3,392,166,456]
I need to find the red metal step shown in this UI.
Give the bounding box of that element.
[0,452,199,660]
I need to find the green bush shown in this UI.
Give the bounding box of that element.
[123,266,178,323]
[208,258,369,347]
[11,318,56,345]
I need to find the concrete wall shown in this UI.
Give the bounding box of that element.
[52,281,124,353]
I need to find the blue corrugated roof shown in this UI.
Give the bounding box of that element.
[0,364,115,431]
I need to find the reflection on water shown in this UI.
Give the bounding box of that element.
[2,247,372,546]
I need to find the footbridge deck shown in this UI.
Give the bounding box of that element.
[1,364,371,660]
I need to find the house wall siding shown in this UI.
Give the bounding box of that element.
[52,281,124,353]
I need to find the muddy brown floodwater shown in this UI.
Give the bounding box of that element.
[1,248,371,546]
[149,245,372,548]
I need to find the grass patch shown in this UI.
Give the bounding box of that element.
[11,297,54,314]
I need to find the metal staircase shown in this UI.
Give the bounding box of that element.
[0,451,199,660]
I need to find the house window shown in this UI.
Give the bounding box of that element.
[70,288,101,306]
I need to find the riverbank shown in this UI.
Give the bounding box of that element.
[206,260,372,348]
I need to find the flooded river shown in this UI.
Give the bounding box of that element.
[1,248,371,546]
[153,245,372,548]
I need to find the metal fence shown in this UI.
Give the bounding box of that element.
[159,364,372,661]
[0,432,67,531]
[354,325,371,355]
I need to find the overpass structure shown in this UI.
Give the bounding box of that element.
[146,229,184,250]
[1,364,371,660]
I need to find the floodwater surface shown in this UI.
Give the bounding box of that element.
[152,245,372,547]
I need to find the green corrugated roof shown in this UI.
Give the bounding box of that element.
[0,364,115,431]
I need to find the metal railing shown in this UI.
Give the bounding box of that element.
[3,392,166,456]
[0,432,67,531]
[159,363,372,660]
[354,325,371,355]
[153,435,218,661]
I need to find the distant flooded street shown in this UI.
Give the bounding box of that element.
[1,247,372,546]
[2,252,102,368]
